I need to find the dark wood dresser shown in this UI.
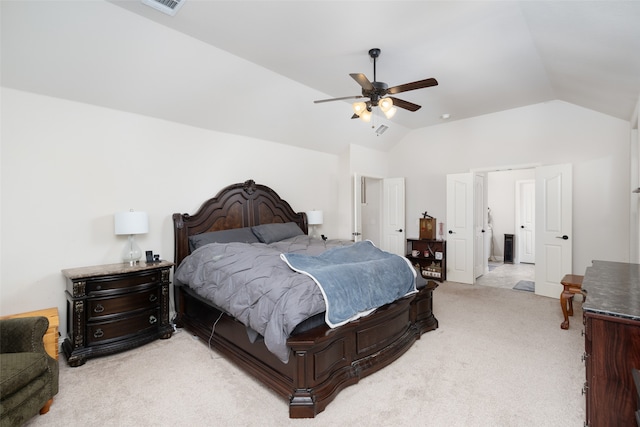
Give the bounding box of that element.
[582,260,640,427]
[62,261,174,366]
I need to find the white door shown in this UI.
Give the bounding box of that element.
[535,164,572,298]
[352,173,363,242]
[446,173,474,284]
[382,177,405,256]
[516,179,535,263]
[474,173,486,278]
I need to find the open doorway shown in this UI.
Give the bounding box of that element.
[478,168,536,290]
[486,169,535,264]
[353,175,406,255]
[360,176,382,245]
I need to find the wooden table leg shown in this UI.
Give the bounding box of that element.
[560,288,571,330]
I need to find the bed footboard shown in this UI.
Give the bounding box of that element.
[175,281,438,418]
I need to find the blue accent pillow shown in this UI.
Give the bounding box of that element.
[188,227,260,251]
[251,222,304,244]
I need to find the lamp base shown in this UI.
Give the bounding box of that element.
[122,235,142,265]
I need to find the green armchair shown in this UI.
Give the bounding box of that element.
[0,317,59,427]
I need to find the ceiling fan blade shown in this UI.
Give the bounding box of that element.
[387,78,438,95]
[351,114,359,119]
[350,73,374,91]
[314,95,364,104]
[388,97,422,112]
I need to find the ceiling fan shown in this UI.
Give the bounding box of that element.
[314,48,438,122]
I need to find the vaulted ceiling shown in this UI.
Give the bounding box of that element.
[2,1,639,154]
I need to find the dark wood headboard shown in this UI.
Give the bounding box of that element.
[172,179,308,267]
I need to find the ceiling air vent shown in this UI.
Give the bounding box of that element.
[141,0,186,16]
[375,125,389,136]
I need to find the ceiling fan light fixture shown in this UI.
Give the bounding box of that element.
[314,49,438,124]
[379,97,393,112]
[383,107,397,119]
[352,101,367,116]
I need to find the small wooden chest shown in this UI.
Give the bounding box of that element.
[419,218,436,240]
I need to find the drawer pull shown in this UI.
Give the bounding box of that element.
[94,304,105,313]
[149,315,157,324]
[149,294,158,302]
[94,329,104,338]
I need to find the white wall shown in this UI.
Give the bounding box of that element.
[389,100,632,276]
[0,88,344,333]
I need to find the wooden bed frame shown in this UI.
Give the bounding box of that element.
[172,179,438,418]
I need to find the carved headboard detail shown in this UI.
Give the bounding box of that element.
[172,179,308,266]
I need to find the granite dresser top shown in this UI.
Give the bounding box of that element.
[582,260,640,321]
[62,260,174,280]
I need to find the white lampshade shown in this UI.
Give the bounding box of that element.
[114,211,149,235]
[379,97,393,112]
[352,101,367,116]
[359,109,372,122]
[306,210,324,225]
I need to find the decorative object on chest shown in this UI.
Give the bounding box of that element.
[419,211,436,240]
[61,261,174,367]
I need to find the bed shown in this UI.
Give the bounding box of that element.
[172,179,438,418]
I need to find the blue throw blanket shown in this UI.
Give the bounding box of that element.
[280,240,417,327]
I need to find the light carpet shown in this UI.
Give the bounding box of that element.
[25,281,585,427]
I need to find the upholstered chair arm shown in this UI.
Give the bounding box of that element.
[0,316,48,354]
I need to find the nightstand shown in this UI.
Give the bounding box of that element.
[61,261,174,367]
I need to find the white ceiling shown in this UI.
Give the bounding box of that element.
[2,1,640,154]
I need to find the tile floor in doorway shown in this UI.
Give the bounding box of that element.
[475,261,535,290]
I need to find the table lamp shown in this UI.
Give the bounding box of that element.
[114,210,149,265]
[306,210,323,238]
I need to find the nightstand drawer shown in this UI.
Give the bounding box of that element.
[87,309,160,345]
[88,287,160,320]
[86,270,161,295]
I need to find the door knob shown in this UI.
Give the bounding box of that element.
[448,230,455,234]
[395,229,403,232]
[521,225,524,229]
[555,235,569,240]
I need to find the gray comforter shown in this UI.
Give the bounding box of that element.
[174,235,416,363]
[175,235,351,363]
